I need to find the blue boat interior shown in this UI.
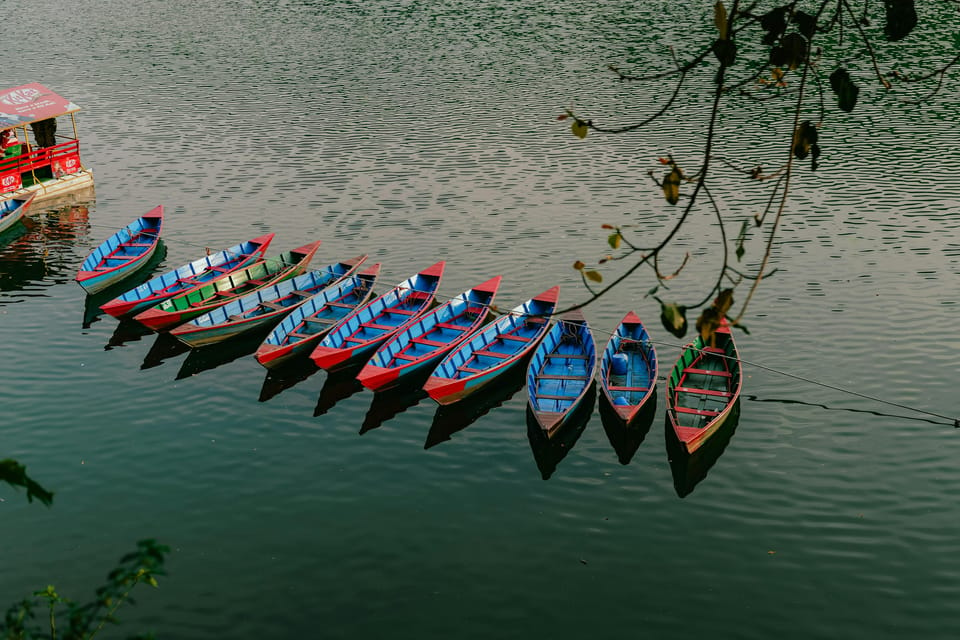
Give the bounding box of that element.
[270,271,377,346]
[371,288,493,369]
[82,217,161,272]
[602,322,657,409]
[433,296,554,380]
[528,318,596,414]
[322,272,441,350]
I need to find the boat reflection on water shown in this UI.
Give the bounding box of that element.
[360,383,429,434]
[599,392,657,465]
[105,318,155,350]
[526,383,596,480]
[424,364,526,449]
[82,243,167,328]
[665,399,741,498]
[314,363,365,417]
[141,332,190,370]
[0,203,91,295]
[175,330,270,380]
[258,360,321,403]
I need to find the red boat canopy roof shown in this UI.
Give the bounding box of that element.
[0,83,80,130]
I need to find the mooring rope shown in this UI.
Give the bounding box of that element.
[644,336,960,428]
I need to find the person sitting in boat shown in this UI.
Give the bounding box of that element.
[1,129,22,157]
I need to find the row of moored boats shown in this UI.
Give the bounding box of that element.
[57,204,743,453]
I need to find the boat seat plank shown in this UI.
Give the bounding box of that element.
[497,333,531,342]
[683,367,731,378]
[457,365,485,374]
[435,322,467,331]
[259,301,285,311]
[675,386,732,398]
[387,307,416,315]
[538,374,586,381]
[606,385,649,392]
[535,393,577,400]
[392,352,418,362]
[326,301,354,308]
[363,322,395,331]
[474,349,508,359]
[288,332,313,340]
[304,317,337,325]
[546,353,589,359]
[412,337,448,347]
[675,406,720,417]
[291,290,315,298]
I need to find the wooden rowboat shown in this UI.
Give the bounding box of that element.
[423,286,559,406]
[526,309,597,438]
[169,255,367,348]
[356,275,502,392]
[255,263,382,369]
[133,241,321,331]
[598,311,658,426]
[99,233,274,318]
[76,206,164,294]
[666,318,742,454]
[309,261,445,372]
[0,193,36,235]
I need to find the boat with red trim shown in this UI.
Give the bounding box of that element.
[170,255,366,348]
[665,318,742,454]
[134,241,320,331]
[356,275,501,392]
[309,261,445,372]
[0,192,37,236]
[75,206,164,294]
[526,309,597,438]
[255,263,382,369]
[598,311,658,426]
[423,286,559,405]
[99,233,274,318]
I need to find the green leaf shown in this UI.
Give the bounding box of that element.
[571,120,588,139]
[572,260,585,271]
[662,168,681,205]
[646,285,659,297]
[735,244,745,261]
[584,269,603,283]
[714,1,728,39]
[659,301,688,338]
[607,232,621,249]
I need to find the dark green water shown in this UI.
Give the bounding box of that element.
[3,2,959,638]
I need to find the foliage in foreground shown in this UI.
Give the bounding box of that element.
[3,459,169,639]
[1,539,169,640]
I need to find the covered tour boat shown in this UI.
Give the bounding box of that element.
[0,83,95,207]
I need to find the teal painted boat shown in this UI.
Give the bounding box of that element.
[169,255,367,348]
[134,241,321,331]
[76,206,164,294]
[0,192,36,235]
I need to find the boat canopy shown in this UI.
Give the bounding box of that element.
[0,83,80,131]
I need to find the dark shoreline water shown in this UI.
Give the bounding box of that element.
[3,2,959,638]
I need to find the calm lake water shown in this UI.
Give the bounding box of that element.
[3,2,959,638]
